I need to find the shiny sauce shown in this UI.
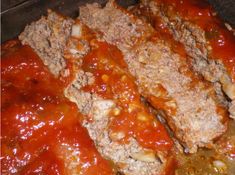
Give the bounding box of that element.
[152,16,188,58]
[81,41,173,151]
[157,0,235,80]
[1,41,113,175]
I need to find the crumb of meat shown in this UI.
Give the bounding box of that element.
[65,37,90,61]
[79,1,227,153]
[213,82,229,107]
[64,70,96,115]
[64,21,98,61]
[19,10,74,77]
[229,100,235,119]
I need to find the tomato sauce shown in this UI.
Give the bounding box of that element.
[152,16,187,58]
[1,40,113,175]
[161,157,178,175]
[157,0,235,80]
[81,41,173,151]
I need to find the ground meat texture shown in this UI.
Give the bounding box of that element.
[64,21,174,175]
[19,10,74,77]
[136,0,235,119]
[18,15,174,175]
[79,0,228,153]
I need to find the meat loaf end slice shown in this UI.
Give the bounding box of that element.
[19,10,74,77]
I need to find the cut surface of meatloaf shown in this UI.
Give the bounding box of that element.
[136,0,235,119]
[79,0,228,153]
[19,11,174,175]
[19,10,74,77]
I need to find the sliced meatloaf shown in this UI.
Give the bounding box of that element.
[64,20,174,175]
[19,10,74,77]
[135,0,235,119]
[19,11,174,175]
[79,0,228,153]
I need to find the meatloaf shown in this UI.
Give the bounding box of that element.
[135,0,235,119]
[79,0,228,153]
[19,11,174,175]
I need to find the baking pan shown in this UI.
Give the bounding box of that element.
[1,0,235,43]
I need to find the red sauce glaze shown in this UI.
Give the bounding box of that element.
[161,157,178,175]
[82,41,173,151]
[157,0,235,80]
[152,15,188,58]
[1,41,113,175]
[148,95,176,116]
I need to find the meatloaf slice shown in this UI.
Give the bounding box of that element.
[19,10,74,77]
[64,20,174,175]
[19,11,174,175]
[136,0,235,119]
[79,0,228,153]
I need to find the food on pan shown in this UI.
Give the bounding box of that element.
[4,11,174,175]
[64,22,174,175]
[1,40,113,174]
[1,0,235,175]
[131,0,235,119]
[79,0,227,153]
